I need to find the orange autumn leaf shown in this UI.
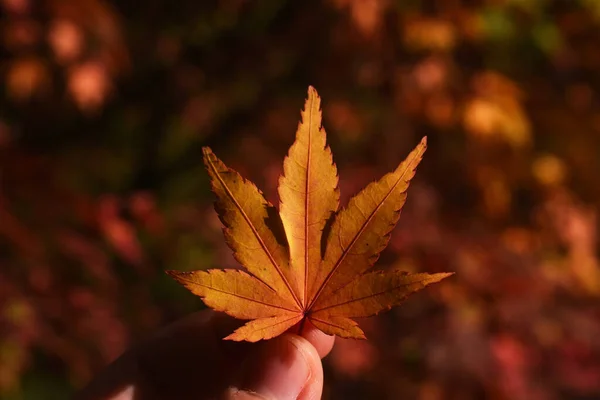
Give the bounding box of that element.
[167,86,453,342]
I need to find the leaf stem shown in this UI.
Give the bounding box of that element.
[298,316,307,336]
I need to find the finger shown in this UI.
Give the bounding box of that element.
[296,335,325,400]
[298,319,335,359]
[133,311,252,399]
[76,311,333,400]
[225,334,323,400]
[76,310,251,400]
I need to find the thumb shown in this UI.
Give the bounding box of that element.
[224,334,324,400]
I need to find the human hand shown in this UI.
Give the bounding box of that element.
[76,310,335,400]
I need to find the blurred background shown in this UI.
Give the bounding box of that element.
[1,0,600,398]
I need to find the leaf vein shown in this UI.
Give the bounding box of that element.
[175,275,298,313]
[307,146,425,310]
[311,281,415,312]
[206,156,302,309]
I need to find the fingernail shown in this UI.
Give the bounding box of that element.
[241,335,311,400]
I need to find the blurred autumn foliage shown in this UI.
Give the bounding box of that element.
[1,0,600,399]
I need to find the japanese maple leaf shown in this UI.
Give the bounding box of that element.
[167,86,453,342]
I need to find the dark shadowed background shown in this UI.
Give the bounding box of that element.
[1,0,600,399]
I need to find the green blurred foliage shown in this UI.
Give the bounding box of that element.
[1,0,600,398]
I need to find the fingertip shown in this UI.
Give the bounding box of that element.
[288,334,324,400]
[299,320,335,359]
[284,334,321,372]
[236,334,323,400]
